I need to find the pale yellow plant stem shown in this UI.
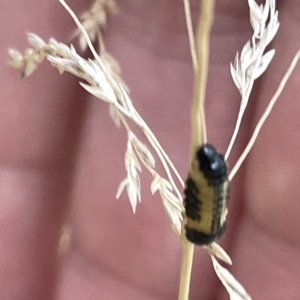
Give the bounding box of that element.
[191,0,215,148]
[229,50,300,180]
[59,0,184,197]
[183,0,198,73]
[178,238,195,300]
[179,1,216,300]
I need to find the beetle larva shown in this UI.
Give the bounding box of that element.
[183,144,230,245]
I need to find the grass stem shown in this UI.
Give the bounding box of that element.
[179,1,216,299]
[178,238,195,300]
[191,0,215,148]
[229,50,300,180]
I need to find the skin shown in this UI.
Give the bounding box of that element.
[1,0,300,299]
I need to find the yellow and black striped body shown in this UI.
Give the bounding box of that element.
[184,144,229,245]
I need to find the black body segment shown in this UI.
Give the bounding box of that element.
[184,144,230,245]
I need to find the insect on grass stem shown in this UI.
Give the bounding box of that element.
[179,1,216,299]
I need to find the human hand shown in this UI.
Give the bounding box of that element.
[2,1,300,299]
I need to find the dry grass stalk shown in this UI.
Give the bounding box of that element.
[178,237,195,300]
[180,0,251,299]
[227,0,300,180]
[73,0,117,52]
[8,0,299,299]
[211,255,251,300]
[229,50,300,181]
[190,0,216,147]
[225,0,279,161]
[179,1,215,300]
[182,0,197,73]
[179,0,299,299]
[9,0,184,236]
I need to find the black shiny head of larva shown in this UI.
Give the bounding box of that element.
[196,144,227,183]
